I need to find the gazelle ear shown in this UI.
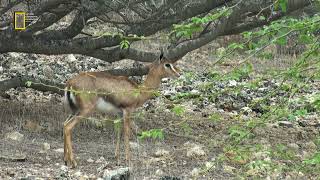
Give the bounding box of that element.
[159,52,164,61]
[159,49,164,64]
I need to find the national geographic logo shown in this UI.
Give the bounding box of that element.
[14,11,38,30]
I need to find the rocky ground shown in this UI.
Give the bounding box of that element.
[0,45,320,179]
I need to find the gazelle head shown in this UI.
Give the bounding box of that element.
[150,53,181,79]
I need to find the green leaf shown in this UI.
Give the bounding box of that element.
[25,81,32,87]
[138,129,164,140]
[171,105,185,116]
[275,36,287,46]
[304,153,320,165]
[279,0,288,12]
[298,34,313,44]
[259,16,266,20]
[120,39,130,49]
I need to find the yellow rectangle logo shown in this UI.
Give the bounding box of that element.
[14,11,26,30]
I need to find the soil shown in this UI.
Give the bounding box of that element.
[0,48,319,179]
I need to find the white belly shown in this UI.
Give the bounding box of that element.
[96,97,120,113]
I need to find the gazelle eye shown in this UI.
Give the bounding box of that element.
[164,63,171,68]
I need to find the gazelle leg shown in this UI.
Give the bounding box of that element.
[63,114,76,165]
[115,123,121,164]
[115,111,123,164]
[123,109,131,166]
[64,109,91,168]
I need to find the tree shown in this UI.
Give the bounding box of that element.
[0,0,316,94]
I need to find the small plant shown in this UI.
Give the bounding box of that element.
[228,125,254,143]
[304,152,320,165]
[171,105,185,117]
[208,113,222,123]
[179,122,192,135]
[120,39,130,49]
[138,129,164,140]
[25,81,32,87]
[171,92,200,101]
[223,63,253,81]
[272,144,296,160]
[245,159,273,176]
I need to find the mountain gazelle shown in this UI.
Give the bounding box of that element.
[63,54,181,168]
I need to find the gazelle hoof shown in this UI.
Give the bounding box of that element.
[71,159,77,168]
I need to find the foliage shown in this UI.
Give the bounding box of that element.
[228,125,254,143]
[120,39,130,49]
[25,81,32,87]
[170,7,232,39]
[171,105,185,116]
[224,63,253,81]
[138,129,164,140]
[242,14,320,55]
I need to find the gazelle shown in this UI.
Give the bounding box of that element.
[63,54,180,168]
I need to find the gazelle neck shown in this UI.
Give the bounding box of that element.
[138,66,162,101]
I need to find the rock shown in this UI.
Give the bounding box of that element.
[288,143,299,151]
[0,66,3,73]
[205,161,215,169]
[181,85,192,92]
[161,78,169,83]
[304,141,317,151]
[228,80,237,87]
[223,165,235,174]
[42,143,50,151]
[278,121,293,128]
[0,153,26,161]
[190,168,200,177]
[24,120,42,132]
[8,52,20,58]
[54,148,64,153]
[184,142,206,158]
[241,106,252,114]
[155,169,164,176]
[129,142,139,150]
[154,149,170,157]
[190,89,200,95]
[43,65,54,79]
[67,54,77,62]
[301,151,313,159]
[253,151,270,159]
[163,89,176,98]
[81,175,89,179]
[96,156,105,163]
[102,167,130,180]
[6,131,24,141]
[74,171,82,177]
[159,176,181,180]
[60,165,68,172]
[87,158,94,163]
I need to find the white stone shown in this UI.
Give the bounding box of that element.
[96,156,105,163]
[155,169,164,176]
[54,148,64,153]
[67,54,77,62]
[87,158,94,163]
[74,171,82,177]
[185,142,206,157]
[154,149,170,157]
[43,143,51,151]
[191,168,200,177]
[228,80,237,87]
[6,131,24,141]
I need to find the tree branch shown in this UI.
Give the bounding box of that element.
[35,9,93,40]
[25,3,77,33]
[0,76,64,95]
[0,0,24,15]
